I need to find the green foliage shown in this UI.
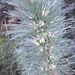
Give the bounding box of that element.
[0,24,16,75]
[2,0,75,75]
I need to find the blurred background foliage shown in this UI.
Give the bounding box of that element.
[0,1,19,75]
[0,0,75,75]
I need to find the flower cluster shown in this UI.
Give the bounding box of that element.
[33,37,45,46]
[33,19,56,73]
[32,17,55,72]
[7,0,74,75]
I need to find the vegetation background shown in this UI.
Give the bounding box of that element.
[0,0,75,75]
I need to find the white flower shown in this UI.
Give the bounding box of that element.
[50,54,57,60]
[63,53,68,56]
[35,42,40,46]
[33,38,40,46]
[48,32,54,38]
[40,48,43,52]
[39,20,44,27]
[51,46,53,49]
[66,58,69,62]
[45,45,53,50]
[43,33,47,37]
[50,54,55,59]
[39,37,45,44]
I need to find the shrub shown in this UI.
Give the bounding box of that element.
[2,0,75,75]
